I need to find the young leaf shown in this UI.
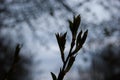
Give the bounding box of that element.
[76,30,83,47]
[68,15,81,38]
[68,20,73,34]
[14,44,21,58]
[73,15,81,34]
[72,30,88,55]
[55,32,67,63]
[14,44,21,64]
[51,72,57,80]
[81,29,88,45]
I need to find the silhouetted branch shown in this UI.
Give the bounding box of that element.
[51,14,88,80]
[3,44,21,80]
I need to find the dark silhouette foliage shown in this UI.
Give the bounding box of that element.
[0,42,32,80]
[51,15,88,80]
[2,44,21,80]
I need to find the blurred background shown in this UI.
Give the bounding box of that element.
[0,0,120,80]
